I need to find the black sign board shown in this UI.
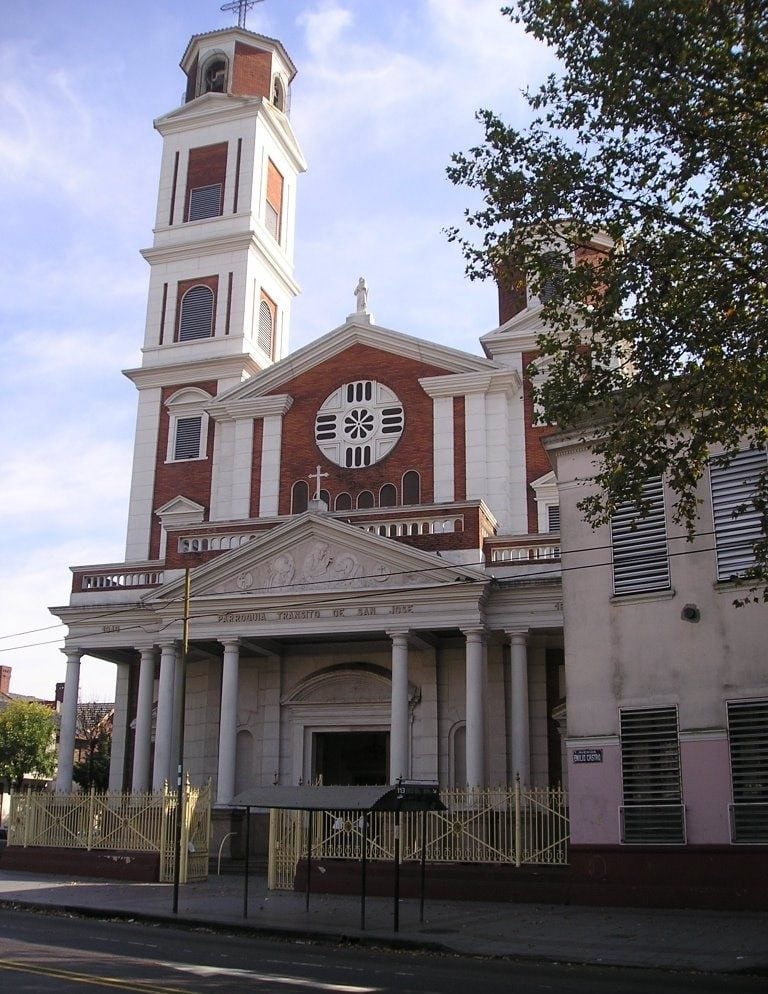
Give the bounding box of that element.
[572,748,603,764]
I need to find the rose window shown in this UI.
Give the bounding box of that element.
[315,380,404,468]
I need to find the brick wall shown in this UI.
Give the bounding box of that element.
[150,380,218,560]
[232,42,272,99]
[268,344,452,515]
[185,142,228,221]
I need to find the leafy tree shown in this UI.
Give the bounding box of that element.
[72,702,112,792]
[0,700,57,790]
[448,1,768,596]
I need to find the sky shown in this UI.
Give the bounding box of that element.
[0,0,556,701]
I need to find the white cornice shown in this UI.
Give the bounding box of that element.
[123,354,261,390]
[154,95,306,173]
[209,392,293,421]
[209,320,496,406]
[419,368,521,398]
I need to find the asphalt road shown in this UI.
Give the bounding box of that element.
[0,907,765,994]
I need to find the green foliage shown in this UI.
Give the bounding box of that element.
[448,1,768,596]
[0,700,57,790]
[72,702,113,792]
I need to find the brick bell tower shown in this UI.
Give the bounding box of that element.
[123,22,307,562]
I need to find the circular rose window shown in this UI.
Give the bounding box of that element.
[315,380,404,468]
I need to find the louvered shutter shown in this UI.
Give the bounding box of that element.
[547,504,561,533]
[258,299,273,355]
[610,477,670,595]
[174,417,202,460]
[179,285,214,341]
[188,183,222,220]
[620,706,684,843]
[728,699,768,842]
[710,448,767,581]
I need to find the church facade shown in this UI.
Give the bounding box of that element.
[48,19,768,906]
[51,24,566,808]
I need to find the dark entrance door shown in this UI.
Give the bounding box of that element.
[314,731,389,785]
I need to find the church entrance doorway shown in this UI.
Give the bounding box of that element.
[313,731,389,786]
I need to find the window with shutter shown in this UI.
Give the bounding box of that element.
[258,298,274,355]
[179,285,214,341]
[610,477,670,596]
[727,698,768,842]
[188,183,222,220]
[620,706,684,843]
[173,416,203,461]
[547,504,561,533]
[710,448,767,581]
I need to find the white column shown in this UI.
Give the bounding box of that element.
[259,413,284,516]
[464,629,486,788]
[389,632,410,784]
[508,630,531,784]
[108,663,131,792]
[132,647,157,792]
[217,638,241,804]
[152,642,177,790]
[432,395,455,502]
[56,649,81,792]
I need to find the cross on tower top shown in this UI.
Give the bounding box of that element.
[220,0,265,30]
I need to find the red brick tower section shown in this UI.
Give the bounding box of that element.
[182,30,296,104]
[495,243,608,532]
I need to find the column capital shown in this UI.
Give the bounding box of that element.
[60,647,82,662]
[505,629,529,644]
[219,636,241,650]
[461,627,486,643]
[386,629,411,644]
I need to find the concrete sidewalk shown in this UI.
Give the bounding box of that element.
[0,868,767,974]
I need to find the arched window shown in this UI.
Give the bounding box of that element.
[335,492,352,511]
[257,298,274,356]
[201,56,227,95]
[402,470,421,505]
[380,484,397,507]
[357,490,374,509]
[165,386,212,462]
[319,489,330,507]
[272,75,286,111]
[291,480,309,514]
[178,285,214,341]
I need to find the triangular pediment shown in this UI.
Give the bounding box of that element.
[155,496,206,517]
[145,513,487,604]
[208,319,498,412]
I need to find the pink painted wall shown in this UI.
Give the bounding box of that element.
[567,744,622,845]
[681,737,732,844]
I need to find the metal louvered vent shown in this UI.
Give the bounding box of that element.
[547,504,560,533]
[174,417,202,460]
[179,286,214,341]
[728,698,768,842]
[610,477,670,596]
[258,300,273,355]
[188,184,222,221]
[620,706,684,844]
[710,448,767,581]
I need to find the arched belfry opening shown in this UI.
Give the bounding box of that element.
[272,75,286,111]
[201,54,228,95]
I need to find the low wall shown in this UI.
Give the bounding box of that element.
[293,845,768,910]
[0,846,160,882]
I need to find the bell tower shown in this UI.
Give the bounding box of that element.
[123,21,306,561]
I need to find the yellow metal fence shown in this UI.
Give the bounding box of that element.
[8,781,212,883]
[268,784,569,890]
